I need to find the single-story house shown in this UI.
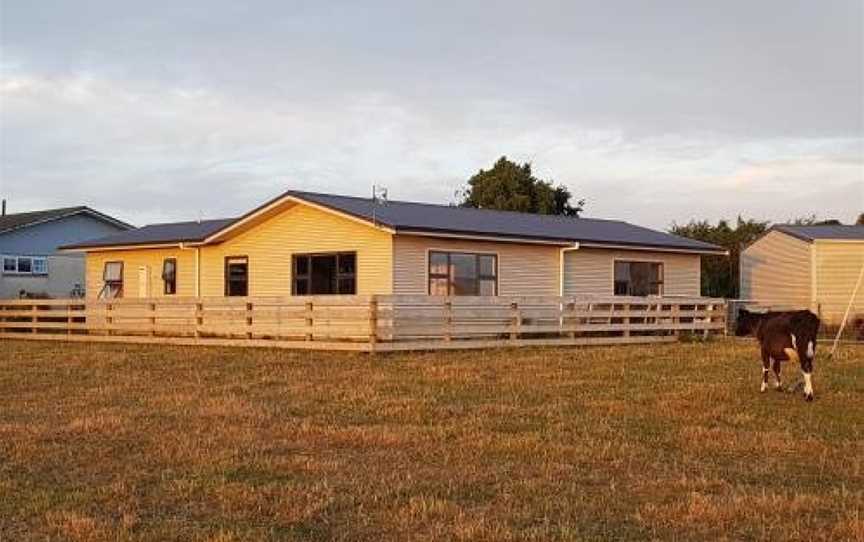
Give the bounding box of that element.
[740,224,864,324]
[61,190,725,300]
[0,204,133,298]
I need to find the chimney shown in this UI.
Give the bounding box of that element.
[1,199,5,216]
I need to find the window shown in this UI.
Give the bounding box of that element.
[292,252,356,295]
[162,258,177,295]
[99,261,124,299]
[16,257,32,273]
[1,255,48,275]
[428,251,497,296]
[614,261,663,296]
[225,257,248,296]
[31,258,48,274]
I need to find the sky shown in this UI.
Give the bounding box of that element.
[0,0,862,229]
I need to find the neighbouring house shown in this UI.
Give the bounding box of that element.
[0,203,134,298]
[740,224,864,325]
[60,190,725,301]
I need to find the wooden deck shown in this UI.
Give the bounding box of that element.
[0,295,726,351]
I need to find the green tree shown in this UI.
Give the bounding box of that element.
[790,215,842,225]
[670,217,769,298]
[457,156,584,216]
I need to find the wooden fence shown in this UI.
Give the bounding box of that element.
[0,295,726,352]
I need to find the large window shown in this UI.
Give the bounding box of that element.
[428,251,497,296]
[614,261,663,296]
[225,257,249,296]
[162,258,177,295]
[292,252,356,295]
[1,255,48,275]
[99,261,124,299]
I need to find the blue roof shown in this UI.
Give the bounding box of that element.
[63,190,725,254]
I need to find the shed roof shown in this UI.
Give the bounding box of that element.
[62,190,725,254]
[0,206,133,236]
[772,224,864,242]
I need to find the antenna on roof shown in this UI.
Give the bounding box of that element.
[197,210,202,224]
[372,184,388,226]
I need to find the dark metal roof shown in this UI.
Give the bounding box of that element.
[0,206,133,235]
[285,191,725,253]
[61,218,235,249]
[772,224,864,242]
[61,190,725,253]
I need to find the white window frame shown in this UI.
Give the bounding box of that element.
[1,255,49,276]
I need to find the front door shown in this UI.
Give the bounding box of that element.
[138,266,150,298]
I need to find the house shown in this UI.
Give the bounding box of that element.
[60,190,725,300]
[0,203,133,298]
[740,224,864,324]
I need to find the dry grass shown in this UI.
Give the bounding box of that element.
[0,338,862,541]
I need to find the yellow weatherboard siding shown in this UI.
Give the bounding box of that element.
[198,203,393,296]
[392,234,561,295]
[85,248,196,299]
[739,230,812,309]
[563,248,701,296]
[813,241,864,324]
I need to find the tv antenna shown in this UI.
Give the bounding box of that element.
[372,184,388,225]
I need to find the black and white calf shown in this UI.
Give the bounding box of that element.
[735,309,820,401]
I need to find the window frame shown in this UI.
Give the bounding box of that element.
[1,255,48,276]
[427,250,498,296]
[224,256,249,297]
[613,260,664,297]
[162,258,178,295]
[291,252,357,296]
[100,261,124,299]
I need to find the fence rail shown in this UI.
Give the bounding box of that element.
[0,295,726,351]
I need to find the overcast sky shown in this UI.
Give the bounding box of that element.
[1,1,862,229]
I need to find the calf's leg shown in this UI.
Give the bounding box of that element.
[799,337,815,402]
[760,349,771,393]
[772,358,783,391]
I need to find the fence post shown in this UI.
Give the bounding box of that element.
[30,302,37,334]
[246,301,253,340]
[623,303,630,337]
[66,302,72,336]
[510,301,520,341]
[567,301,576,339]
[149,302,157,336]
[195,301,203,339]
[368,296,378,349]
[444,299,453,342]
[106,302,113,336]
[305,300,313,341]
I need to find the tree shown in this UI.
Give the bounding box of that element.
[670,217,769,298]
[456,156,584,216]
[790,215,842,226]
[855,213,864,225]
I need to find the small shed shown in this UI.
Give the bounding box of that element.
[740,224,864,325]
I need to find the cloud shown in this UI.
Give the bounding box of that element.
[0,0,861,229]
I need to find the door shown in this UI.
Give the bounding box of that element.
[138,265,150,298]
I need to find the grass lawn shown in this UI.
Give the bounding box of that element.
[0,338,862,541]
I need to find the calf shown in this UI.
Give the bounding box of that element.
[736,308,820,401]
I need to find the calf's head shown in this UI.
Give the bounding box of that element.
[735,308,761,336]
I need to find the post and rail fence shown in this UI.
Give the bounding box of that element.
[0,295,727,352]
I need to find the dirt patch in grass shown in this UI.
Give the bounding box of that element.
[0,339,862,541]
